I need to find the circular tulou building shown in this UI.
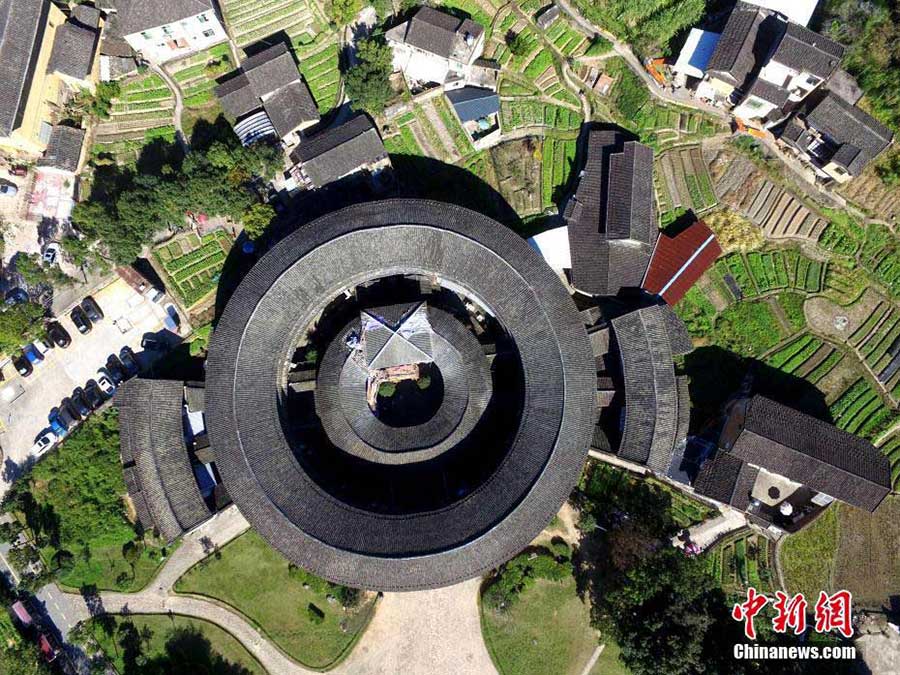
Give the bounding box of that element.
[201,199,598,591]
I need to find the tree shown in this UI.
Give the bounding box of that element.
[506,32,529,57]
[15,253,69,288]
[332,0,362,25]
[593,547,737,675]
[0,301,44,354]
[241,203,275,240]
[344,38,394,115]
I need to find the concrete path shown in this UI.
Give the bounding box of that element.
[334,578,496,675]
[579,644,604,675]
[50,503,496,675]
[151,63,188,152]
[673,506,747,551]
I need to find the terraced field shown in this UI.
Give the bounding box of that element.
[743,180,827,241]
[168,44,233,108]
[712,249,823,301]
[93,73,176,160]
[500,100,582,131]
[655,145,716,220]
[828,378,896,442]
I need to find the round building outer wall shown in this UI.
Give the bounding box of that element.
[204,199,596,591]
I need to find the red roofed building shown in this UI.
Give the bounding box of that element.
[642,221,721,305]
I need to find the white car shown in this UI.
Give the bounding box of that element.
[31,431,57,457]
[96,373,116,397]
[42,242,61,266]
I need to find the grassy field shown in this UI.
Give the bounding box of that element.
[779,506,838,601]
[481,577,614,675]
[153,229,234,308]
[175,530,376,669]
[87,614,264,674]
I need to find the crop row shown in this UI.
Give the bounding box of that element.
[766,333,822,373]
[172,250,227,284]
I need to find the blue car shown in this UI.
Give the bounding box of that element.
[23,344,43,365]
[48,412,67,438]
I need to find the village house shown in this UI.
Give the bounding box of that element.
[288,115,391,190]
[775,92,893,183]
[215,43,319,147]
[99,0,226,64]
[385,7,488,90]
[445,86,501,149]
[694,395,892,534]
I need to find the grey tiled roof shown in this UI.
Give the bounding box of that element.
[729,395,891,511]
[391,7,483,61]
[706,2,780,88]
[290,115,387,188]
[0,0,49,136]
[565,130,656,296]
[204,199,596,591]
[805,93,893,175]
[445,86,499,123]
[37,126,85,172]
[104,0,213,38]
[215,43,318,132]
[611,305,683,474]
[660,305,693,355]
[262,81,318,138]
[115,379,212,542]
[747,77,789,107]
[770,23,843,80]
[49,13,100,81]
[693,451,744,503]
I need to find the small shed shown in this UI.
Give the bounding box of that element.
[536,5,560,30]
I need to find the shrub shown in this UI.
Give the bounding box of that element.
[417,374,431,390]
[307,603,325,624]
[550,537,571,561]
[378,381,397,397]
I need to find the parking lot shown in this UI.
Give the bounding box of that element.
[0,277,178,492]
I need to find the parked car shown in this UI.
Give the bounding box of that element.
[119,346,139,376]
[31,432,56,457]
[104,356,125,384]
[13,354,32,377]
[4,287,28,305]
[0,181,18,197]
[81,296,104,322]
[33,339,53,356]
[163,303,180,332]
[84,380,104,409]
[48,410,69,435]
[70,306,91,334]
[42,242,60,266]
[144,286,164,303]
[23,344,43,366]
[141,336,162,351]
[60,397,81,422]
[71,388,91,417]
[96,373,115,397]
[47,321,71,348]
[8,165,27,177]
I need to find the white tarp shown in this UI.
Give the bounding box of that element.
[528,225,571,271]
[744,0,819,26]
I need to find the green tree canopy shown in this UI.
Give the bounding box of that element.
[0,301,45,354]
[241,203,275,240]
[344,38,394,115]
[331,0,362,25]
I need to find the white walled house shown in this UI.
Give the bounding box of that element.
[101,0,226,64]
[385,7,485,88]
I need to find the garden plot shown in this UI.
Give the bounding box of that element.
[839,159,900,224]
[490,138,543,216]
[167,44,233,108]
[500,99,582,132]
[540,137,577,210]
[540,16,588,57]
[876,435,900,486]
[655,145,716,217]
[712,249,822,302]
[221,0,320,50]
[153,229,234,309]
[431,96,474,161]
[704,530,775,599]
[744,181,827,241]
[764,333,824,376]
[383,112,425,156]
